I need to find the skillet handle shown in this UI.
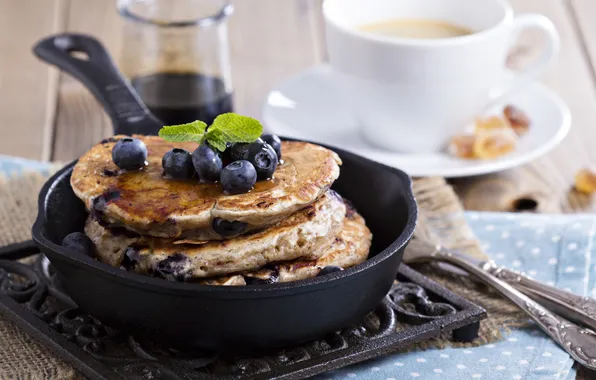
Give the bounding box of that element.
[33,33,163,136]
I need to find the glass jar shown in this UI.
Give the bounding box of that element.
[118,0,234,126]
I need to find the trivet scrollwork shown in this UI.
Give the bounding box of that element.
[0,243,486,380]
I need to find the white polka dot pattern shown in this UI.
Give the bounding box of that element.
[320,212,586,380]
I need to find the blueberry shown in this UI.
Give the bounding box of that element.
[111,137,147,170]
[120,247,140,271]
[246,141,278,180]
[244,270,279,285]
[162,148,194,179]
[62,232,95,258]
[212,218,247,237]
[245,138,266,152]
[317,266,344,276]
[92,190,121,214]
[102,168,118,177]
[228,138,264,162]
[192,144,223,182]
[261,134,282,160]
[228,143,249,162]
[220,160,257,194]
[100,137,117,144]
[221,142,234,165]
[155,253,189,281]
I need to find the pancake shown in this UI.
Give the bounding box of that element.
[86,191,346,279]
[200,206,371,285]
[72,136,341,239]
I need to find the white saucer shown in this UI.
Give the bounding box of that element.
[262,64,571,178]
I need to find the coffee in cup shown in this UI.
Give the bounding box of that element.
[358,19,473,39]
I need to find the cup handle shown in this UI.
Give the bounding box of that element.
[490,14,560,102]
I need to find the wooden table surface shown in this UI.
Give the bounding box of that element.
[1,0,596,213]
[1,2,596,378]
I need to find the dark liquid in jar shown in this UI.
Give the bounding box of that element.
[131,72,234,126]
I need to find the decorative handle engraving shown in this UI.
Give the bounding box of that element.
[483,262,525,283]
[430,249,596,371]
[524,301,596,368]
[484,261,596,331]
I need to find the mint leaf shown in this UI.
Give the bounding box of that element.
[207,113,263,145]
[204,128,227,152]
[158,120,207,142]
[157,113,262,151]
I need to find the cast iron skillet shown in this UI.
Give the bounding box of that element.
[31,33,418,351]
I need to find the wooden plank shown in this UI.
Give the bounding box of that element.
[570,0,596,215]
[51,0,123,161]
[570,0,596,80]
[0,0,66,160]
[228,0,325,118]
[451,0,596,213]
[310,0,327,61]
[51,0,323,161]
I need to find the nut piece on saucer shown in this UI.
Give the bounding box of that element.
[575,168,596,194]
[504,105,531,136]
[475,115,510,132]
[448,134,477,159]
[473,128,518,160]
[448,104,529,161]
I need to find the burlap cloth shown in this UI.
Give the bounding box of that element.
[0,171,584,379]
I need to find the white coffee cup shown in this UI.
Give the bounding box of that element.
[323,0,560,153]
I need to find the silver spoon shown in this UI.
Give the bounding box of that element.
[406,239,596,332]
[404,239,596,371]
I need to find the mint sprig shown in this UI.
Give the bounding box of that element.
[203,128,227,152]
[158,113,263,151]
[158,120,207,143]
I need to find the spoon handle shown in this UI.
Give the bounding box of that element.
[483,262,596,332]
[433,249,596,371]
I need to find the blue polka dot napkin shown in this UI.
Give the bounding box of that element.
[0,156,589,380]
[317,212,596,380]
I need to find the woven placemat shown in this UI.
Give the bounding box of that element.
[0,171,544,379]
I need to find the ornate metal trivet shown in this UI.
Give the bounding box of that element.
[0,241,486,380]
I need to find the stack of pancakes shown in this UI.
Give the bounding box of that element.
[72,136,372,285]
